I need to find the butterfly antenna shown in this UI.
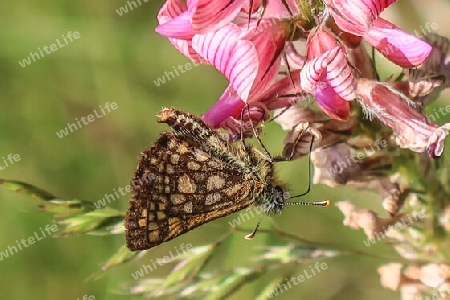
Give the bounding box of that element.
[286,200,330,206]
[244,215,263,240]
[246,103,273,160]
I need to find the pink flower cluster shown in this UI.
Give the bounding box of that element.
[156,0,449,157]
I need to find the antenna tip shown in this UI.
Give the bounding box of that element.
[324,200,331,206]
[245,232,256,240]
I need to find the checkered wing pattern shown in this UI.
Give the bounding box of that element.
[126,132,257,250]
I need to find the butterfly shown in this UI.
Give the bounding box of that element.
[125,107,328,250]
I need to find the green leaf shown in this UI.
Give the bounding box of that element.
[164,244,216,287]
[0,178,55,200]
[204,266,265,300]
[55,207,123,236]
[255,274,290,300]
[88,245,146,280]
[260,244,340,264]
[0,178,96,217]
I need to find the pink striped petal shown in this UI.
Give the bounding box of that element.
[192,24,258,101]
[314,85,350,121]
[300,52,329,93]
[284,42,305,70]
[262,0,300,16]
[325,0,374,35]
[156,12,195,39]
[325,47,356,101]
[202,85,245,128]
[302,46,356,101]
[169,38,206,63]
[188,0,246,33]
[261,70,306,110]
[357,79,450,157]
[306,28,340,60]
[156,0,203,62]
[364,18,432,68]
[241,0,263,13]
[245,19,285,100]
[157,0,187,23]
[325,0,398,35]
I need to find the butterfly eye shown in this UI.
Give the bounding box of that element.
[274,186,285,205]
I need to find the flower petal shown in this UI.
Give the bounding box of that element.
[283,42,305,70]
[335,201,400,240]
[325,0,398,35]
[306,28,340,59]
[244,19,286,100]
[157,0,187,24]
[220,104,269,139]
[192,24,258,101]
[260,70,305,110]
[261,0,300,16]
[188,0,246,33]
[325,47,357,101]
[156,0,203,62]
[357,79,450,157]
[156,11,195,39]
[302,46,356,101]
[313,83,350,120]
[427,124,450,158]
[202,85,244,128]
[300,52,328,93]
[363,18,432,68]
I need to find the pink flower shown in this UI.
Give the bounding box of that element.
[155,0,203,62]
[363,18,433,68]
[325,0,432,68]
[201,85,246,129]
[188,0,247,33]
[357,79,450,158]
[156,0,311,133]
[155,0,265,62]
[194,18,293,131]
[325,0,397,36]
[202,70,305,137]
[300,29,357,120]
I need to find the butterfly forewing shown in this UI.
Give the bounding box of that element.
[126,131,259,250]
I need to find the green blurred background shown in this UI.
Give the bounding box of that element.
[1,1,450,299]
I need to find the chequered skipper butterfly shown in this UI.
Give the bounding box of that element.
[125,107,329,251]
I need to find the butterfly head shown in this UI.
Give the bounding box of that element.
[256,184,287,215]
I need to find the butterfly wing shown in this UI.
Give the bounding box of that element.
[126,132,259,250]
